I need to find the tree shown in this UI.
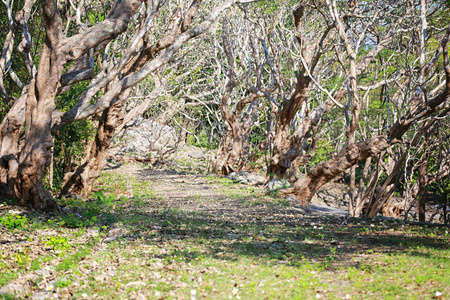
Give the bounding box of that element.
[280,0,450,211]
[0,0,253,210]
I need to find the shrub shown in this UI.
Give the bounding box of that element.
[0,213,29,229]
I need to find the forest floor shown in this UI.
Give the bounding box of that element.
[0,155,449,299]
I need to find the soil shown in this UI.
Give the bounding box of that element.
[103,151,445,223]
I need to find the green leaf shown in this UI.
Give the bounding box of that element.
[89,11,96,24]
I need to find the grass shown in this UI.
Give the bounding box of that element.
[208,175,291,208]
[0,163,449,299]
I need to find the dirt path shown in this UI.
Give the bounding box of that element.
[131,164,348,218]
[130,165,312,223]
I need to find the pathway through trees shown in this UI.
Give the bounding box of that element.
[0,162,448,299]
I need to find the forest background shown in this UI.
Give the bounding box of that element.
[0,0,449,221]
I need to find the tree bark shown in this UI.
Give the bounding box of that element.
[417,156,428,222]
[353,157,372,217]
[214,18,260,175]
[15,39,63,210]
[0,94,26,198]
[267,76,312,181]
[214,94,259,175]
[60,97,126,197]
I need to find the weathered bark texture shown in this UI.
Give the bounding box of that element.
[61,101,124,197]
[417,152,428,222]
[0,94,26,198]
[267,6,327,181]
[15,38,63,210]
[214,19,261,175]
[215,92,260,175]
[352,157,371,217]
[365,151,405,218]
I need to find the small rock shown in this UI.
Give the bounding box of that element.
[226,171,265,185]
[104,236,119,242]
[125,281,146,287]
[36,269,51,278]
[330,240,339,245]
[30,291,53,300]
[188,151,204,159]
[0,282,30,297]
[265,179,291,191]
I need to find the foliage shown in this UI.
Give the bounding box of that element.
[52,82,95,191]
[44,236,70,251]
[0,213,29,229]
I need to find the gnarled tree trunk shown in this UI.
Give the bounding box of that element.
[0,94,26,198]
[16,38,63,210]
[214,19,260,175]
[61,99,125,197]
[266,5,327,182]
[214,93,260,175]
[267,77,312,182]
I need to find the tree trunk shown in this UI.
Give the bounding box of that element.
[365,153,405,218]
[0,97,25,198]
[353,157,371,217]
[267,125,310,182]
[348,165,356,216]
[61,101,125,197]
[222,121,245,175]
[214,131,232,174]
[214,121,247,176]
[15,40,63,211]
[214,19,261,175]
[267,73,313,181]
[268,123,291,179]
[443,191,448,225]
[215,97,259,175]
[417,152,428,222]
